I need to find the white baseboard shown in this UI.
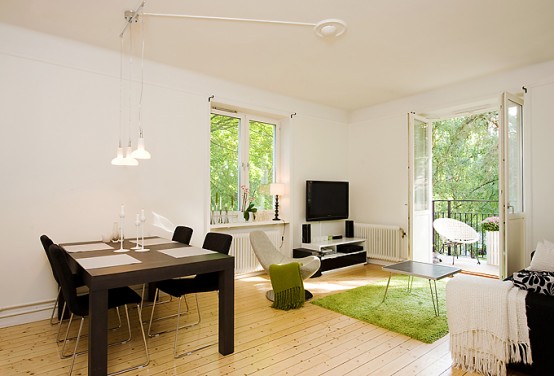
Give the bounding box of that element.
[0,300,54,328]
[366,258,393,266]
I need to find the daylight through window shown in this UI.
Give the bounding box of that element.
[210,109,278,218]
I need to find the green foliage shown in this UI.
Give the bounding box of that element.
[210,114,239,210]
[210,113,276,212]
[432,112,499,214]
[248,121,275,210]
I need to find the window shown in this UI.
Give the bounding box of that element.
[210,109,279,216]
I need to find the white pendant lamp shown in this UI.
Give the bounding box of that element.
[131,129,151,159]
[131,8,151,160]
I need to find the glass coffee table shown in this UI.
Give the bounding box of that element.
[382,261,461,316]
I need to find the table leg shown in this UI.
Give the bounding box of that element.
[88,289,108,376]
[218,263,234,355]
[382,273,392,303]
[428,279,439,316]
[407,275,414,292]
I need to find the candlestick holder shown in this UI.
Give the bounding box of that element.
[132,214,141,250]
[136,210,149,252]
[114,207,129,253]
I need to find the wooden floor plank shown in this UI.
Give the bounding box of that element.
[0,263,521,376]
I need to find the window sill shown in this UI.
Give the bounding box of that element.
[210,220,288,230]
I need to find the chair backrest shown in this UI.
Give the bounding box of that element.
[202,232,233,254]
[48,244,86,316]
[194,233,233,287]
[433,218,479,243]
[249,230,287,271]
[41,234,59,284]
[172,226,193,244]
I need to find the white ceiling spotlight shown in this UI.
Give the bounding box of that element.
[314,19,347,38]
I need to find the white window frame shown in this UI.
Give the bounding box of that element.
[210,108,281,212]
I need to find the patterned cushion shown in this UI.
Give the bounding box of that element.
[513,270,554,296]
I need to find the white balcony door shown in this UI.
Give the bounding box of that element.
[499,92,525,278]
[408,113,433,262]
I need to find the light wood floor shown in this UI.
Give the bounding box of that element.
[0,264,525,375]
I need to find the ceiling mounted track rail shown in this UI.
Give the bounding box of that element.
[119,1,346,39]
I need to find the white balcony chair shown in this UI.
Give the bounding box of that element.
[433,218,480,265]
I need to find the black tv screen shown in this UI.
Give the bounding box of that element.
[306,180,349,221]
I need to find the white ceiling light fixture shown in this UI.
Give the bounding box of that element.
[314,19,347,38]
[112,34,138,166]
[112,2,146,166]
[130,8,151,160]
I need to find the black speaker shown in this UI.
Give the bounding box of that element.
[302,223,311,243]
[345,220,354,238]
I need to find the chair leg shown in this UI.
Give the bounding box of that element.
[60,313,75,359]
[147,288,160,337]
[56,302,68,343]
[50,287,61,325]
[148,290,200,338]
[107,304,150,376]
[67,317,85,376]
[173,294,211,358]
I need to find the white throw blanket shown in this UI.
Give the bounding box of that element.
[446,275,532,376]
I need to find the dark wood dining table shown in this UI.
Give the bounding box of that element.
[62,237,234,376]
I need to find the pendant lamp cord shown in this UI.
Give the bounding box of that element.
[127,19,134,149]
[118,35,124,149]
[138,10,145,138]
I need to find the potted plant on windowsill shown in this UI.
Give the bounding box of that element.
[481,216,500,266]
[241,185,257,221]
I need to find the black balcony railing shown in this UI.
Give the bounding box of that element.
[432,199,498,259]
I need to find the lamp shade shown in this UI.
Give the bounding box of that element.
[270,183,285,196]
[131,136,151,159]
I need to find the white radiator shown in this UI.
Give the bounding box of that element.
[229,230,279,275]
[354,223,406,262]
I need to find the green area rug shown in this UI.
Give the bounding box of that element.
[311,276,448,343]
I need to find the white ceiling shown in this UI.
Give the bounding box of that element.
[2,0,554,111]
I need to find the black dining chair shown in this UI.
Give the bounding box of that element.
[41,235,122,343]
[147,232,233,358]
[48,244,149,375]
[144,225,195,306]
[172,226,193,244]
[41,235,86,326]
[40,235,95,330]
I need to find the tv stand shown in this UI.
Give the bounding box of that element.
[293,238,366,277]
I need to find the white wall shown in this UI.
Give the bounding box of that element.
[529,81,554,248]
[289,114,350,246]
[0,23,348,325]
[348,59,554,264]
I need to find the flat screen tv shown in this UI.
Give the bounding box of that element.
[306,180,349,221]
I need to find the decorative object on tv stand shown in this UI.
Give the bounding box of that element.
[302,223,311,243]
[270,183,285,221]
[345,220,354,238]
[115,205,129,252]
[241,185,257,221]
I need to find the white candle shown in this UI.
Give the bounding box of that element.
[120,204,125,218]
[135,213,140,225]
[140,209,145,222]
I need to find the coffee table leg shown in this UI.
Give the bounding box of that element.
[428,279,439,316]
[382,273,392,303]
[407,275,413,292]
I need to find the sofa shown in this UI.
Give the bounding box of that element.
[507,245,554,375]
